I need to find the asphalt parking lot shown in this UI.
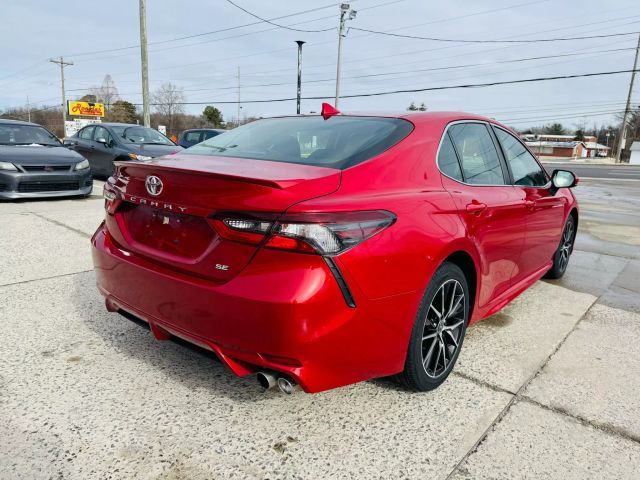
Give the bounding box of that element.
[1,177,639,479]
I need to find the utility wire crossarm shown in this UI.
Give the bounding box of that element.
[49,57,73,130]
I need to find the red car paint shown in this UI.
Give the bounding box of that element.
[91,111,578,393]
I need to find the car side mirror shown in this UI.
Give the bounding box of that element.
[550,169,578,194]
[96,137,108,146]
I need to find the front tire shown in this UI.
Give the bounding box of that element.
[401,262,469,392]
[544,215,575,279]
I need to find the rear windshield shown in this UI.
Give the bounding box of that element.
[183,116,413,169]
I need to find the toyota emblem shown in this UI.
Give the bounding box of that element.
[145,175,163,196]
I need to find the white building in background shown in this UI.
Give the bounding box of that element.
[521,134,611,159]
[630,142,640,165]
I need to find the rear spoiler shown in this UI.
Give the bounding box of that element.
[114,160,311,190]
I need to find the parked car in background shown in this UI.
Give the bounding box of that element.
[177,128,225,148]
[93,107,579,394]
[65,123,183,177]
[0,119,92,200]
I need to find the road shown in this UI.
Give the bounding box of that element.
[542,162,640,180]
[0,179,639,479]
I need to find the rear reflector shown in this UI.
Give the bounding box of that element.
[213,210,395,255]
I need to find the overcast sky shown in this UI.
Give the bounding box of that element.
[0,0,638,130]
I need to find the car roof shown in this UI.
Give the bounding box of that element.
[100,122,140,127]
[0,118,41,126]
[289,110,499,126]
[183,128,225,132]
[279,110,510,134]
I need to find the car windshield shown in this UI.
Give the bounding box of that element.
[183,116,414,169]
[0,124,61,146]
[111,125,174,145]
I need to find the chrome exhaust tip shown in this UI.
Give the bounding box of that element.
[256,371,277,390]
[277,376,296,395]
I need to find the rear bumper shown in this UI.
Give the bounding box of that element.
[91,223,415,392]
[0,170,93,199]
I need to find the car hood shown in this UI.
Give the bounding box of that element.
[0,144,85,165]
[125,144,183,157]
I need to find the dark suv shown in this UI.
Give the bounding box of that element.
[177,128,225,148]
[65,123,183,177]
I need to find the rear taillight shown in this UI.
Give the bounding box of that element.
[103,182,118,214]
[212,210,395,255]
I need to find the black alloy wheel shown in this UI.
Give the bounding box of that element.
[401,262,469,391]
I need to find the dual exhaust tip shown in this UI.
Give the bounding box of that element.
[256,371,296,394]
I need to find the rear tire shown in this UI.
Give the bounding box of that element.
[544,215,575,279]
[401,262,469,392]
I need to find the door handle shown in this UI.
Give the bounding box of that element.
[525,200,535,210]
[466,202,487,215]
[90,145,96,149]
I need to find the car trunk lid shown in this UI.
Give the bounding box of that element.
[104,154,341,282]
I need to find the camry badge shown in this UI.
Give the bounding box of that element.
[145,175,163,196]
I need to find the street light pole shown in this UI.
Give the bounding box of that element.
[295,41,305,114]
[334,3,356,108]
[139,0,151,127]
[616,32,640,163]
[49,57,73,135]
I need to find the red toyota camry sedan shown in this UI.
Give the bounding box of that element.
[92,106,578,394]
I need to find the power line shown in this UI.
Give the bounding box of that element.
[164,46,640,95]
[63,2,342,58]
[56,6,638,86]
[388,0,551,29]
[123,68,640,105]
[10,43,634,112]
[0,61,47,82]
[72,48,615,99]
[349,26,640,44]
[223,0,335,32]
[479,101,626,116]
[59,0,402,83]
[500,109,625,124]
[0,104,61,120]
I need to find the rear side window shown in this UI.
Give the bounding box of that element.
[448,123,505,185]
[185,131,202,143]
[438,134,463,182]
[79,126,94,140]
[94,126,113,144]
[494,127,548,187]
[184,116,414,169]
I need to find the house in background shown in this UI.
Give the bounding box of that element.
[583,141,611,158]
[522,134,610,159]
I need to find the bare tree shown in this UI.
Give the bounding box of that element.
[151,82,185,136]
[89,75,120,116]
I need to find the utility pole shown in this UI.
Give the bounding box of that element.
[139,0,151,127]
[334,3,356,108]
[26,96,31,123]
[616,32,640,163]
[237,66,241,127]
[49,57,73,135]
[295,41,305,114]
